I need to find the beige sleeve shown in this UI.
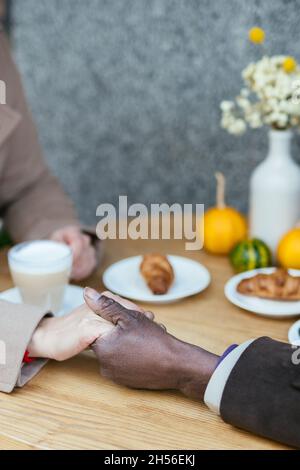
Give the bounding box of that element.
[0,300,50,393]
[0,31,79,242]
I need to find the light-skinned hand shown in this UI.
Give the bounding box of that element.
[27,291,154,361]
[51,225,97,280]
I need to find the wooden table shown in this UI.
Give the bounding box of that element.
[0,238,292,450]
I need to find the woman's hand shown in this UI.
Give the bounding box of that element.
[27,304,112,361]
[51,225,97,281]
[27,292,154,361]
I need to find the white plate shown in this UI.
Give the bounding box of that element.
[102,255,211,304]
[288,320,300,345]
[0,285,84,317]
[224,267,300,318]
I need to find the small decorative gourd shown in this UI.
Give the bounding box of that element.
[277,228,300,269]
[203,173,247,255]
[230,238,272,273]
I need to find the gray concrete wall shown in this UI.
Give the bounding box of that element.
[11,0,300,224]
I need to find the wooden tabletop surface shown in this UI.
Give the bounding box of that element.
[0,238,292,450]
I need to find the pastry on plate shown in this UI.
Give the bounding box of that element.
[237,268,300,301]
[140,254,174,295]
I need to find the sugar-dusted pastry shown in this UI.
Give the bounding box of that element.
[237,268,300,301]
[140,254,174,295]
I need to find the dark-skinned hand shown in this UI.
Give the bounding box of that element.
[84,288,219,400]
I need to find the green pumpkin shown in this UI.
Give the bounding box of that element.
[229,238,272,273]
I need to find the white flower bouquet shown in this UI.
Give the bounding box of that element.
[221,28,300,135]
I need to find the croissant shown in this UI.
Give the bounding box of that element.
[140,254,174,295]
[237,268,300,301]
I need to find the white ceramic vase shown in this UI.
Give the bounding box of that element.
[249,129,300,256]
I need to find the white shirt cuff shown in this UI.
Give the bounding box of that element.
[204,339,255,415]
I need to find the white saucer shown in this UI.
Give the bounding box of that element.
[225,268,300,319]
[0,285,84,317]
[102,255,211,304]
[288,320,300,345]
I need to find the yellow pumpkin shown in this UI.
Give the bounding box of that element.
[277,228,300,269]
[203,173,247,255]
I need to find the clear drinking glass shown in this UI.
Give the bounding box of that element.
[8,240,73,314]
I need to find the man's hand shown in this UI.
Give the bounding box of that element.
[51,225,97,281]
[84,289,219,400]
[27,292,154,362]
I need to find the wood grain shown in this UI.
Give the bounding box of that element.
[0,239,292,450]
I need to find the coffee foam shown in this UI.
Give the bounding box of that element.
[9,240,72,274]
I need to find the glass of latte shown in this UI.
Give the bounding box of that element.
[8,240,73,314]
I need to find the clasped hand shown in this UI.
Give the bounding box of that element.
[28,289,218,401]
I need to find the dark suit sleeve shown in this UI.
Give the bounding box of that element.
[220,337,300,448]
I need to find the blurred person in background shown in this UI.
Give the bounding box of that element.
[0,14,97,281]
